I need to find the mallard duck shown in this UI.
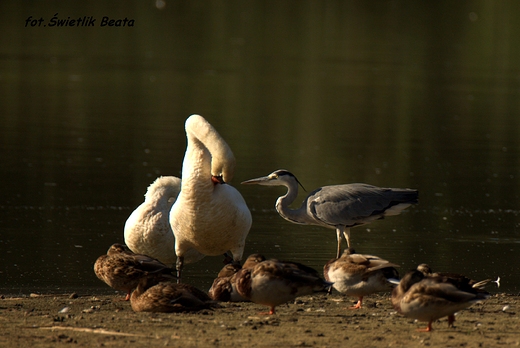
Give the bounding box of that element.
[323,248,399,309]
[414,263,499,328]
[391,269,490,331]
[94,243,175,300]
[170,115,252,281]
[235,257,331,314]
[124,176,205,266]
[416,264,499,290]
[241,253,267,268]
[130,273,216,312]
[208,263,244,302]
[208,254,267,302]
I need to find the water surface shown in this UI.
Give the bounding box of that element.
[0,1,519,294]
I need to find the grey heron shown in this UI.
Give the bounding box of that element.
[242,169,418,258]
[170,115,252,281]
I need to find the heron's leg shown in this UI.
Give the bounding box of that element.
[335,228,343,259]
[330,228,344,294]
[342,228,351,249]
[176,256,184,284]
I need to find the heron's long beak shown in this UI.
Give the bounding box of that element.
[241,176,272,185]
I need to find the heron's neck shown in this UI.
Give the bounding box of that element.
[275,182,309,225]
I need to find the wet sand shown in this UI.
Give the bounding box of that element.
[1,292,518,347]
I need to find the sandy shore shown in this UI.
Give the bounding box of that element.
[1,292,518,347]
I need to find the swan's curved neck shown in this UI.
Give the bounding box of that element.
[184,115,236,183]
[145,178,181,207]
[181,137,213,192]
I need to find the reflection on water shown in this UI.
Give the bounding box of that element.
[0,1,519,294]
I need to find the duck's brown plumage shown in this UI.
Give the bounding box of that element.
[131,274,216,312]
[323,248,399,309]
[392,269,490,332]
[416,264,495,290]
[235,255,331,314]
[208,263,244,302]
[241,253,267,268]
[208,254,267,302]
[94,243,175,300]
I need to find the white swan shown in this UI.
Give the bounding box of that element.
[170,114,252,279]
[124,176,204,265]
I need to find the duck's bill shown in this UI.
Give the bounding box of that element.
[387,278,400,286]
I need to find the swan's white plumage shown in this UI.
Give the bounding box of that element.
[124,176,204,265]
[170,115,252,268]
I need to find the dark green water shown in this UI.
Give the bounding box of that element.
[0,1,519,294]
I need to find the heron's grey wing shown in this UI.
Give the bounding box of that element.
[307,183,415,227]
